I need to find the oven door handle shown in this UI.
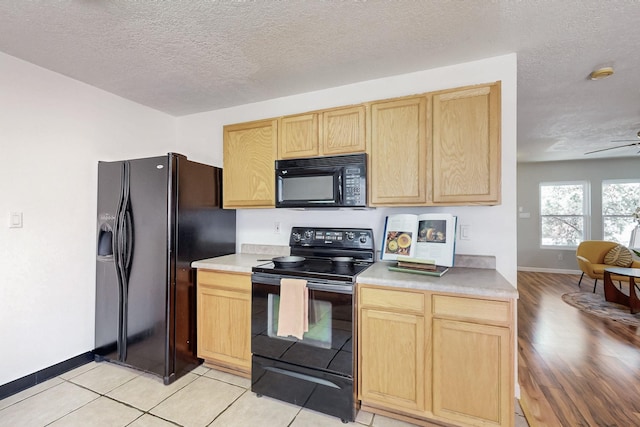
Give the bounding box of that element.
[307,282,352,293]
[252,273,353,294]
[263,366,341,389]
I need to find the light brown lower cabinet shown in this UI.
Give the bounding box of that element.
[197,270,251,377]
[359,306,428,415]
[358,285,515,427]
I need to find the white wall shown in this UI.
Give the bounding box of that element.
[177,54,518,285]
[0,52,176,386]
[518,157,640,272]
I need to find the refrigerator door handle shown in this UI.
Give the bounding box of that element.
[113,161,132,362]
[113,165,124,360]
[123,206,134,273]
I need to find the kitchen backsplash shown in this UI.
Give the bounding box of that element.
[453,254,496,269]
[241,244,290,256]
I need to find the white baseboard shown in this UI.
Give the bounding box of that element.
[517,266,581,275]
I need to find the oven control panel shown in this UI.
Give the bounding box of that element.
[290,227,374,250]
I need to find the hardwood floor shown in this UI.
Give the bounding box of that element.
[518,271,640,426]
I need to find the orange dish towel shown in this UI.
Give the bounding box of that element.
[277,278,309,340]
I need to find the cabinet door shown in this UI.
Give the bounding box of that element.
[223,119,278,208]
[432,83,500,205]
[322,105,366,155]
[197,272,251,373]
[432,319,512,427]
[359,307,426,413]
[278,113,319,159]
[369,96,428,206]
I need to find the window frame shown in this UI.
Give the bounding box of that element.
[601,178,640,245]
[539,180,590,249]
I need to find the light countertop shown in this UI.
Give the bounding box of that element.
[357,262,518,299]
[191,253,268,274]
[192,255,517,299]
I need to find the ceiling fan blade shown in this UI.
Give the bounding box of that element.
[585,142,640,155]
[610,139,639,142]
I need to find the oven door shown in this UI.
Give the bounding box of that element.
[251,273,354,375]
[251,272,355,421]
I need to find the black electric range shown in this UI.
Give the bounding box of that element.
[250,227,375,423]
[252,227,375,283]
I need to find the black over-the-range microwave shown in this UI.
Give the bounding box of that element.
[275,153,366,208]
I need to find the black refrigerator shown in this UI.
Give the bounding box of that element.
[94,153,236,384]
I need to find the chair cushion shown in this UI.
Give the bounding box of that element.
[603,245,633,267]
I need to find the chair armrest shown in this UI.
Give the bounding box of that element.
[576,255,597,278]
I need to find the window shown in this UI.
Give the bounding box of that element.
[540,181,589,247]
[602,180,640,245]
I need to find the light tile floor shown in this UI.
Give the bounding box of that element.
[0,362,529,426]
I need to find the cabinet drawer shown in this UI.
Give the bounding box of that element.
[197,270,250,293]
[432,295,510,324]
[360,286,424,313]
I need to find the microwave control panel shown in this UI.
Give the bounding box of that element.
[343,166,365,206]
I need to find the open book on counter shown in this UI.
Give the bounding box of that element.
[381,213,457,275]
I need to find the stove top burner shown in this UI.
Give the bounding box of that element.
[252,257,372,282]
[252,227,376,283]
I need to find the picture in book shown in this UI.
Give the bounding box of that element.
[381,213,457,267]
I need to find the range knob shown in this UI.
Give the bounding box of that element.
[304,230,314,240]
[359,235,368,244]
[346,232,355,240]
[292,232,301,242]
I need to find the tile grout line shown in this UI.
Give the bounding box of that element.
[3,363,434,427]
[42,378,103,427]
[206,388,255,427]
[59,368,199,427]
[48,365,193,427]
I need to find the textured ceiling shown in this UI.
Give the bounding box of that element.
[1,0,639,162]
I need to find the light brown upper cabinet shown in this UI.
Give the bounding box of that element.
[222,81,501,208]
[278,106,366,159]
[368,96,429,206]
[223,119,278,208]
[278,113,319,159]
[322,105,366,155]
[431,83,501,205]
[368,82,501,207]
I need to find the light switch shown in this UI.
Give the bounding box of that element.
[460,225,470,240]
[9,212,23,228]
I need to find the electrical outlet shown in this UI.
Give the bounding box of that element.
[274,221,281,234]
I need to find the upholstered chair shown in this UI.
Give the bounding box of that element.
[576,240,640,292]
